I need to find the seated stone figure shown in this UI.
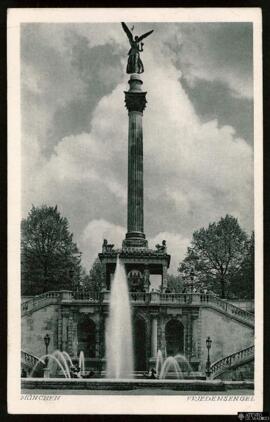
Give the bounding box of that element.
[102,239,114,253]
[155,240,167,253]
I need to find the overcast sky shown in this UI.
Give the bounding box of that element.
[21,22,254,273]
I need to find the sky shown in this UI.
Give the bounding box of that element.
[21,22,254,274]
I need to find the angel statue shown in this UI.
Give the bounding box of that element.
[121,22,154,74]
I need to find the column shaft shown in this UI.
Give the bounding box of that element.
[127,111,144,234]
[123,74,147,248]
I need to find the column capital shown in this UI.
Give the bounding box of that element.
[124,91,147,113]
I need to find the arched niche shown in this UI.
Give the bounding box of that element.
[165,319,184,357]
[133,317,147,371]
[77,315,96,358]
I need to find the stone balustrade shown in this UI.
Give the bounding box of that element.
[21,290,254,326]
[73,291,100,301]
[130,292,150,302]
[22,291,63,314]
[199,294,254,323]
[21,350,40,369]
[210,345,254,378]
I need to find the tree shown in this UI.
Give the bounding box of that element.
[166,274,184,293]
[178,215,249,298]
[21,205,82,295]
[88,258,106,297]
[80,258,106,298]
[229,232,254,299]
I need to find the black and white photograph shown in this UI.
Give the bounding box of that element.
[8,8,263,415]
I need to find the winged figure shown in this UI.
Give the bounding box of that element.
[121,22,154,74]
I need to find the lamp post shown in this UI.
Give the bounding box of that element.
[205,336,212,378]
[44,333,51,368]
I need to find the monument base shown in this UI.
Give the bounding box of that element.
[122,232,148,248]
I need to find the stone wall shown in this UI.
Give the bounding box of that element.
[21,300,254,373]
[21,305,59,357]
[200,308,254,370]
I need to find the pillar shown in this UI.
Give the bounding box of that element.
[67,313,74,356]
[151,316,158,358]
[72,315,78,358]
[96,317,100,360]
[61,310,69,352]
[123,74,148,248]
[143,266,150,292]
[160,321,166,357]
[57,309,63,351]
[185,313,193,360]
[162,264,168,292]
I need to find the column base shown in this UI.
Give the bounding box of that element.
[122,232,148,248]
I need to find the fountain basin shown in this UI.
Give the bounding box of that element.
[21,378,254,392]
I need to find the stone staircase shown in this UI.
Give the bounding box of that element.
[210,345,254,379]
[21,350,41,371]
[21,290,71,316]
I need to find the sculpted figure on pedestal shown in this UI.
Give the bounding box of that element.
[155,240,167,253]
[121,22,154,74]
[102,239,114,253]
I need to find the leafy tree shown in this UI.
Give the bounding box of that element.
[229,232,254,299]
[89,258,106,297]
[178,215,249,298]
[21,205,82,295]
[80,258,105,298]
[166,274,184,293]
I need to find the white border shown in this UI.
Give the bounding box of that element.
[7,7,263,415]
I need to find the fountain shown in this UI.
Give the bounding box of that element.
[30,351,71,378]
[105,256,134,378]
[22,328,250,393]
[155,349,164,377]
[159,356,183,379]
[155,350,194,379]
[79,351,85,374]
[174,353,193,375]
[30,350,92,379]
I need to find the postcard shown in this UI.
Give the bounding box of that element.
[7,7,263,415]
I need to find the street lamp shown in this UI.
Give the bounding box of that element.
[44,333,51,368]
[205,336,212,377]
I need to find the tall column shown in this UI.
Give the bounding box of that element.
[151,316,158,358]
[123,74,148,248]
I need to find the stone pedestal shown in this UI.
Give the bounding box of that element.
[43,368,50,378]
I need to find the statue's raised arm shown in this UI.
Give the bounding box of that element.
[121,22,154,74]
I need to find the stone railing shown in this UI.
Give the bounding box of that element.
[159,293,194,304]
[199,294,254,324]
[22,290,254,326]
[133,293,254,325]
[73,291,100,302]
[210,345,254,379]
[130,292,150,303]
[21,350,40,369]
[21,291,65,315]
